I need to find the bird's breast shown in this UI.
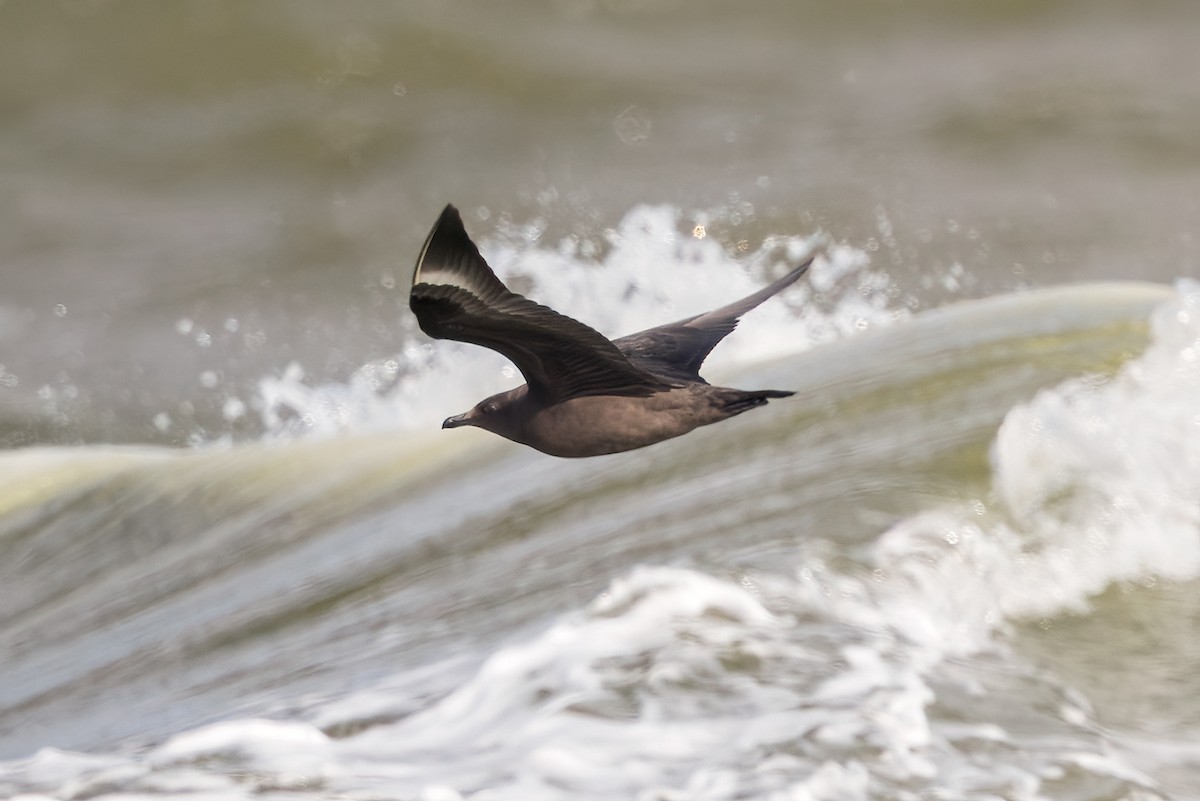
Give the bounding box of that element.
[520,387,717,457]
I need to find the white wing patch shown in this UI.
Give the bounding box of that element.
[412,226,493,299]
[413,264,487,296]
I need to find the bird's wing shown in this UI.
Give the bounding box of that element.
[613,256,814,382]
[410,205,671,404]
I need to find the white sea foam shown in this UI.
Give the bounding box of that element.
[254,204,901,439]
[871,278,1200,645]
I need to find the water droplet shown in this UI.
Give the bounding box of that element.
[176,318,194,335]
[53,304,67,318]
[692,225,707,239]
[380,273,396,289]
[153,412,171,432]
[199,370,219,388]
[613,105,652,145]
[224,318,240,333]
[392,81,407,96]
[223,397,247,421]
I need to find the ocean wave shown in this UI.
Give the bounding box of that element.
[1,280,1190,800]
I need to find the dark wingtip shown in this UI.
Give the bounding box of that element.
[751,253,815,307]
[411,202,507,305]
[779,253,815,286]
[414,204,467,285]
[410,202,515,336]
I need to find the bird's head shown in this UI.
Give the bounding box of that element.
[442,386,529,440]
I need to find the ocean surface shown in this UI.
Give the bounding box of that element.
[3,2,1200,799]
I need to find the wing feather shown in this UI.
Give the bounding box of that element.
[614,256,814,381]
[410,205,670,404]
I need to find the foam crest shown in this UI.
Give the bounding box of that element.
[320,566,884,799]
[254,205,900,439]
[993,279,1200,563]
[803,280,1200,660]
[3,568,885,799]
[786,285,1193,696]
[153,719,332,771]
[993,278,1200,601]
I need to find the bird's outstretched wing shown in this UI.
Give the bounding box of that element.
[613,256,814,382]
[410,205,671,404]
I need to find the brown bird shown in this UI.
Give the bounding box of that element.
[409,204,813,457]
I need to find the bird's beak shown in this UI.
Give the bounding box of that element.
[442,412,471,429]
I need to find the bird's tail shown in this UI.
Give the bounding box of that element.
[717,388,795,416]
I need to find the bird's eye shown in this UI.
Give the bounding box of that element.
[482,402,498,415]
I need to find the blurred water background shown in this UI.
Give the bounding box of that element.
[2,1,1200,799]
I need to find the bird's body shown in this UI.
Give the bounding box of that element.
[449,383,788,458]
[410,204,812,457]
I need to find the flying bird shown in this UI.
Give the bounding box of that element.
[409,204,813,457]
